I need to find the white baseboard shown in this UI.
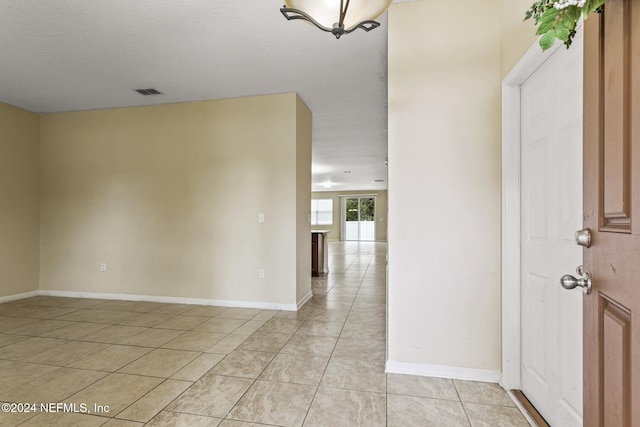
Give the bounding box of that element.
[0,290,40,304]
[386,360,502,383]
[37,290,298,311]
[297,290,313,310]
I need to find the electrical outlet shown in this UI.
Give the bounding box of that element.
[258,268,265,279]
[258,213,265,223]
[100,263,107,272]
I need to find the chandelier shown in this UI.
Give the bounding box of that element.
[280,0,393,39]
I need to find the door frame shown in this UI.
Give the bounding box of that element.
[500,39,568,390]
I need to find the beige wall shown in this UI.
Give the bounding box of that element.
[39,93,311,307]
[388,0,502,373]
[0,103,40,298]
[312,190,388,242]
[500,0,538,77]
[296,96,312,304]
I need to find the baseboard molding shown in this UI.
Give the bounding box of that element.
[385,360,502,383]
[297,290,313,309]
[38,290,298,311]
[0,290,40,304]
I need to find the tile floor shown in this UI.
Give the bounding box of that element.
[0,242,531,426]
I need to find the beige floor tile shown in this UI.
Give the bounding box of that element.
[209,349,276,379]
[237,332,291,352]
[161,331,226,352]
[0,317,41,333]
[38,297,106,309]
[55,309,136,324]
[120,328,184,348]
[257,319,304,334]
[305,310,349,323]
[453,380,515,407]
[68,373,164,417]
[167,374,253,418]
[94,300,162,313]
[0,361,59,393]
[232,320,266,335]
[340,322,384,340]
[0,333,29,348]
[228,380,316,427]
[0,402,38,425]
[0,337,68,361]
[147,411,222,426]
[118,349,200,378]
[346,310,386,323]
[25,340,109,366]
[463,403,530,427]
[0,368,107,403]
[19,412,108,426]
[116,379,192,423]
[332,337,386,362]
[274,311,309,320]
[153,315,209,330]
[193,318,247,334]
[1,305,79,319]
[5,319,74,336]
[251,310,278,322]
[217,308,263,320]
[321,357,386,392]
[259,353,329,385]
[313,300,354,311]
[150,304,193,315]
[70,345,153,372]
[181,306,229,317]
[117,312,175,327]
[295,320,344,338]
[171,353,225,381]
[219,420,279,427]
[103,419,144,427]
[41,322,109,340]
[280,334,337,357]
[303,387,386,427]
[80,325,148,344]
[206,334,249,354]
[387,393,470,427]
[387,373,460,400]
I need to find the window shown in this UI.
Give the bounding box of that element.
[311,199,333,225]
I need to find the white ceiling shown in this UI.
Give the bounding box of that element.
[0,0,391,192]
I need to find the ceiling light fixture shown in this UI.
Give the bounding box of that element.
[280,0,392,39]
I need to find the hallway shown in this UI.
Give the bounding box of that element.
[0,242,529,426]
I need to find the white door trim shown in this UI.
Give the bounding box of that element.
[501,40,564,390]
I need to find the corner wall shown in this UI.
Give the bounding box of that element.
[387,0,502,377]
[39,93,310,308]
[296,95,312,305]
[0,102,40,299]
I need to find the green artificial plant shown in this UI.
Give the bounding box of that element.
[525,0,606,50]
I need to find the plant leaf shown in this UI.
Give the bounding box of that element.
[540,7,560,22]
[566,5,581,22]
[536,20,554,35]
[556,25,570,41]
[540,29,556,50]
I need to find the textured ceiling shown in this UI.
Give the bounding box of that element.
[0,0,391,191]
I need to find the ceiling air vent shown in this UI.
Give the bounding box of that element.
[135,88,162,95]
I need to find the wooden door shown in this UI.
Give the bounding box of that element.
[583,1,640,425]
[520,31,584,426]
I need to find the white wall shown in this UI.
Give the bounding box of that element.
[387,0,503,377]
